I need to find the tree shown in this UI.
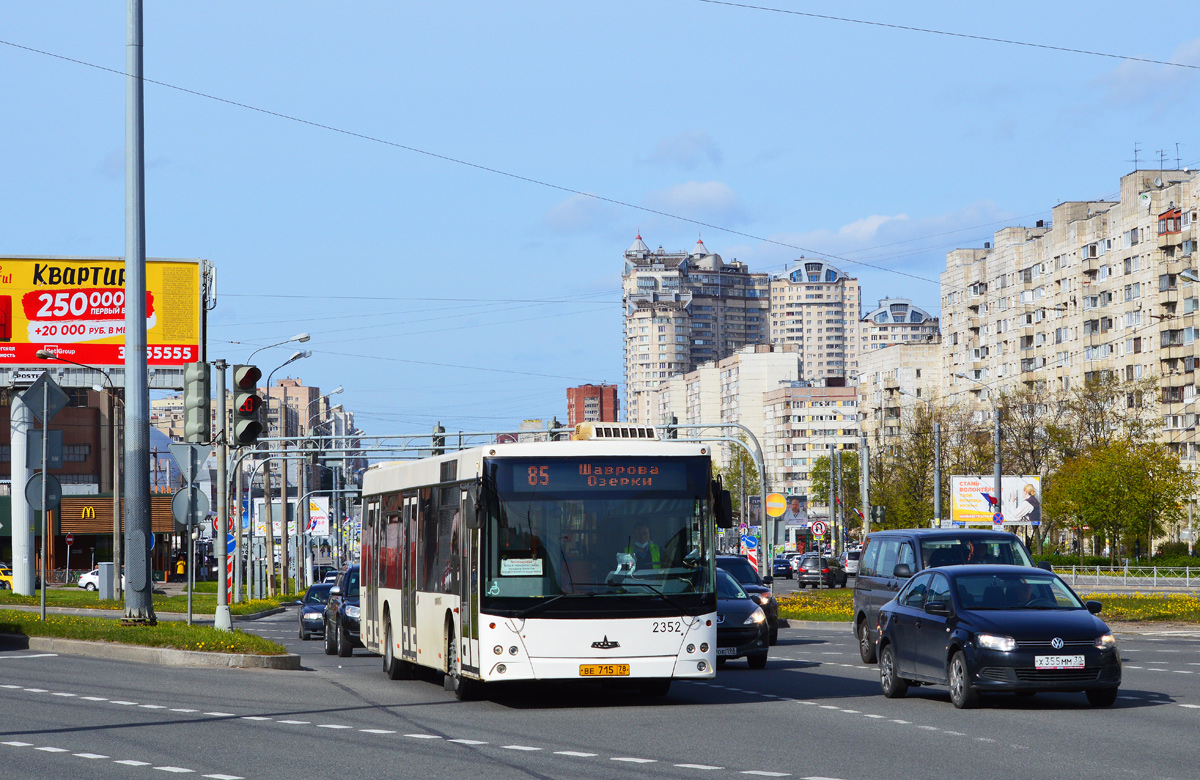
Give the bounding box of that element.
[810,451,861,529]
[715,438,760,520]
[1043,440,1197,563]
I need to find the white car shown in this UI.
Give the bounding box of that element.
[77,569,124,592]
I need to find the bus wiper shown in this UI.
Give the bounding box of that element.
[513,587,608,618]
[613,578,688,615]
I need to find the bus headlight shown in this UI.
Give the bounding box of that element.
[494,645,503,655]
[744,607,766,625]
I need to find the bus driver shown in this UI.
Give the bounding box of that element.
[625,522,663,570]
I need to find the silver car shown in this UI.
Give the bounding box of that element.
[840,550,860,575]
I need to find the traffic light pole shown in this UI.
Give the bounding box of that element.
[214,360,231,631]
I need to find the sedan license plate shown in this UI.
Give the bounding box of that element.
[1034,655,1085,670]
[579,664,629,677]
[716,647,737,656]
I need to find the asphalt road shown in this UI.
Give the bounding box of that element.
[1,608,1198,780]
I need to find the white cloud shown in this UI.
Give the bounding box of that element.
[642,180,746,226]
[640,131,722,170]
[541,193,619,235]
[1092,37,1200,108]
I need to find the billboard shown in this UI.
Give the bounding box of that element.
[0,256,201,367]
[950,475,1042,526]
[253,497,332,537]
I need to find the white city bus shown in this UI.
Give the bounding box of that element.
[360,424,729,699]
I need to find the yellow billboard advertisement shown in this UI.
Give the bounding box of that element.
[0,256,201,367]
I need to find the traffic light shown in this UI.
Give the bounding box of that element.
[183,361,211,443]
[666,413,678,439]
[232,364,263,445]
[432,422,446,456]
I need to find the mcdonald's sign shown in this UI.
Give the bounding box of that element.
[81,506,96,520]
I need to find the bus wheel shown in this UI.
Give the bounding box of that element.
[384,620,411,680]
[447,628,478,701]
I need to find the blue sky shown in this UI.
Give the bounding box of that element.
[2,2,1198,434]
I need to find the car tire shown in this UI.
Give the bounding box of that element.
[323,621,338,656]
[858,619,877,664]
[715,657,727,668]
[337,621,353,657]
[948,651,979,709]
[879,644,908,698]
[384,620,413,680]
[447,627,479,701]
[1086,688,1118,707]
[768,625,778,646]
[746,652,768,670]
[85,583,97,591]
[299,626,309,641]
[640,679,672,696]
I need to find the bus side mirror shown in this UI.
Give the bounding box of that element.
[466,479,485,530]
[716,489,734,528]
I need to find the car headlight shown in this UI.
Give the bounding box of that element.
[1095,632,1116,650]
[345,605,360,619]
[976,633,1015,652]
[304,613,322,621]
[753,593,771,606]
[744,607,766,625]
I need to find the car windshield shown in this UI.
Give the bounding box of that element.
[481,456,717,616]
[718,557,762,586]
[304,587,332,605]
[716,569,747,599]
[921,537,1033,568]
[954,572,1083,610]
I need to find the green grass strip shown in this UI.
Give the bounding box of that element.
[0,589,296,616]
[0,609,288,655]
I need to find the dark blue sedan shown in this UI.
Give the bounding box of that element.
[772,556,793,580]
[876,565,1120,708]
[297,583,333,640]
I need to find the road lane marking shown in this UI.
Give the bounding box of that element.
[839,709,860,714]
[82,697,108,701]
[612,757,656,763]
[555,751,597,757]
[36,747,68,752]
[362,729,397,735]
[74,753,109,759]
[203,712,235,716]
[404,733,441,739]
[23,688,47,692]
[1,741,32,746]
[675,763,724,769]
[447,739,486,744]
[0,655,57,660]
[917,726,939,731]
[1179,704,1200,708]
[502,745,541,751]
[276,720,310,725]
[863,714,884,718]
[52,692,77,697]
[112,700,139,705]
[154,767,195,773]
[203,775,245,780]
[170,708,197,713]
[891,719,910,724]
[740,772,790,777]
[0,684,21,688]
[115,760,152,766]
[317,724,353,729]
[943,731,966,736]
[240,716,271,721]
[139,704,166,709]
[818,705,840,710]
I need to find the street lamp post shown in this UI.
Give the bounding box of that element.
[900,388,941,527]
[263,350,310,596]
[37,351,122,598]
[956,373,1001,520]
[302,388,341,586]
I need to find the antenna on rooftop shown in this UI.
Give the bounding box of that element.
[1176,143,1182,170]
[1132,142,1140,171]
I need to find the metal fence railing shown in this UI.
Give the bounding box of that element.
[1052,565,1198,589]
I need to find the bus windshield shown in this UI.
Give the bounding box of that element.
[481,456,716,617]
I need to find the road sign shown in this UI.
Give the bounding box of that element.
[168,443,211,486]
[25,472,62,512]
[172,486,210,529]
[22,372,70,424]
[811,520,828,538]
[992,512,1004,525]
[65,533,74,546]
[226,533,236,555]
[765,493,786,518]
[26,430,64,470]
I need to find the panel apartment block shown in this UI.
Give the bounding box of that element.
[769,260,862,384]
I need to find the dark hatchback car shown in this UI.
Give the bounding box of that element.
[297,583,333,640]
[796,555,848,589]
[715,568,769,668]
[854,529,1035,663]
[323,565,362,658]
[716,555,778,645]
[772,557,794,579]
[876,565,1120,708]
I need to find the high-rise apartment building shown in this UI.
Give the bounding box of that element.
[860,298,939,353]
[768,260,863,385]
[941,169,1199,459]
[857,340,942,448]
[566,383,619,426]
[762,384,861,502]
[623,236,770,423]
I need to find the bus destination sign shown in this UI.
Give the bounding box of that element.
[506,460,687,492]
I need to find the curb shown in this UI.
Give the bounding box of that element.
[0,634,301,670]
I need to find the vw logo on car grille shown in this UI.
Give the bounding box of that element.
[1050,637,1064,649]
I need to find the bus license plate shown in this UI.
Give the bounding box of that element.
[579,664,629,677]
[716,647,737,656]
[1034,655,1084,670]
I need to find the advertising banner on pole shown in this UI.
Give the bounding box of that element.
[0,256,201,367]
[305,497,330,536]
[950,475,1042,526]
